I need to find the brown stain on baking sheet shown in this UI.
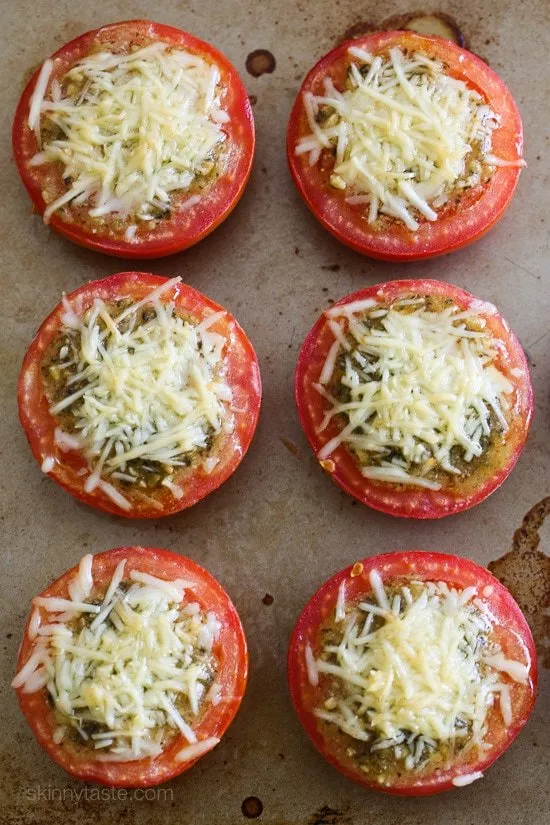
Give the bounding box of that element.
[340,21,377,42]
[340,11,467,48]
[280,437,301,458]
[488,497,550,666]
[246,50,276,77]
[307,806,351,825]
[273,805,351,825]
[242,796,264,818]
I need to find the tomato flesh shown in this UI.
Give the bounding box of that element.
[287,31,524,261]
[288,551,537,795]
[18,272,262,518]
[295,279,533,519]
[15,546,248,787]
[13,20,255,258]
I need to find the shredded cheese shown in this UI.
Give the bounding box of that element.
[311,572,530,772]
[452,771,484,786]
[13,555,221,761]
[28,59,54,135]
[46,277,232,503]
[296,47,523,229]
[30,42,229,224]
[316,296,514,489]
[305,644,319,687]
[176,736,220,763]
[41,456,55,473]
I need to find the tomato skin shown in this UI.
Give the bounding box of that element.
[15,546,248,787]
[288,551,537,796]
[287,31,524,261]
[13,20,255,258]
[18,272,262,518]
[295,279,533,519]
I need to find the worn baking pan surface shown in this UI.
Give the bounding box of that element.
[0,0,548,823]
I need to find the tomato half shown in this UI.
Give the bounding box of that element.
[295,279,533,519]
[287,31,524,261]
[288,551,537,795]
[18,271,262,518]
[14,546,247,787]
[13,20,255,258]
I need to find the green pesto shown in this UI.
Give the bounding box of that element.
[50,579,216,753]
[314,50,495,230]
[327,294,510,494]
[315,581,479,785]
[41,299,218,492]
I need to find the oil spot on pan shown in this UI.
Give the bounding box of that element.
[488,496,550,666]
[382,12,467,48]
[340,21,377,42]
[246,50,276,77]
[241,796,264,818]
[307,805,351,825]
[339,11,467,48]
[280,436,301,458]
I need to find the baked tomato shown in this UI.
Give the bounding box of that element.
[18,271,261,518]
[13,546,248,787]
[13,20,254,258]
[295,279,532,519]
[288,551,537,795]
[287,31,524,260]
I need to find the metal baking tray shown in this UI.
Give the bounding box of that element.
[1,0,548,823]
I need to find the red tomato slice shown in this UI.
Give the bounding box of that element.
[13,20,254,258]
[295,279,533,519]
[14,546,247,787]
[18,271,261,518]
[288,551,537,795]
[287,31,524,261]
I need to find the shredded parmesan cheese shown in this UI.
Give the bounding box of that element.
[310,572,530,773]
[13,555,221,761]
[296,47,522,229]
[41,456,55,473]
[452,771,484,786]
[316,296,514,489]
[305,644,319,686]
[46,278,232,504]
[30,43,229,224]
[176,736,220,763]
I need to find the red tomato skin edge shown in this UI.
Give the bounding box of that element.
[15,546,248,787]
[287,551,538,796]
[18,272,262,519]
[287,31,523,261]
[12,20,255,259]
[295,279,534,519]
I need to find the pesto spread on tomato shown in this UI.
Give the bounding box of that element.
[14,547,248,787]
[288,552,537,795]
[19,273,261,518]
[295,280,532,518]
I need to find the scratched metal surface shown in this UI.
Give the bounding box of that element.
[0,0,548,823]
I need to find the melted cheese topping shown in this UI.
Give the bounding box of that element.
[315,296,515,489]
[13,554,221,761]
[28,42,229,224]
[46,278,233,507]
[310,570,530,772]
[296,47,524,230]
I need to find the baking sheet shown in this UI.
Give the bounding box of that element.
[1,0,548,822]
